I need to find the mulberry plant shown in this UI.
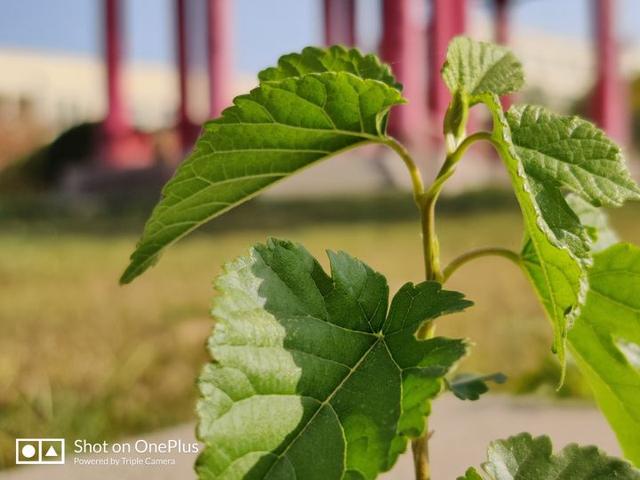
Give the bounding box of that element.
[122,38,640,479]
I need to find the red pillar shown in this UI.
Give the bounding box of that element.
[103,0,129,166]
[100,0,158,169]
[176,0,198,148]
[323,0,356,46]
[427,0,466,136]
[494,0,511,109]
[207,0,232,119]
[494,0,508,45]
[592,0,628,144]
[380,0,424,141]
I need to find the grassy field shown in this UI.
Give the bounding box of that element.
[0,196,638,468]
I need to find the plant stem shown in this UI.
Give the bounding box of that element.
[442,247,522,282]
[427,131,492,198]
[419,131,491,283]
[421,194,442,283]
[386,127,489,480]
[384,137,425,206]
[412,435,430,480]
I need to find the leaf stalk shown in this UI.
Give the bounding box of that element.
[384,137,426,207]
[443,247,522,282]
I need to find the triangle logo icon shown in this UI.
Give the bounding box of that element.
[45,445,58,457]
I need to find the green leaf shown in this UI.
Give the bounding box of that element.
[568,243,640,465]
[448,372,507,401]
[507,105,640,208]
[497,98,640,462]
[446,39,639,370]
[441,36,524,99]
[121,70,404,283]
[440,40,638,367]
[462,433,640,479]
[458,468,484,480]
[196,239,472,479]
[258,45,401,91]
[508,108,637,363]
[520,233,640,465]
[519,231,584,367]
[481,93,589,367]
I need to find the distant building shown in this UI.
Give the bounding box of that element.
[0,48,255,133]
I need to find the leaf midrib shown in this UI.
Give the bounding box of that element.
[512,160,567,323]
[263,337,383,477]
[207,120,383,141]
[470,52,516,95]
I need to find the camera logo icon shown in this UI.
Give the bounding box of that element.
[16,439,65,465]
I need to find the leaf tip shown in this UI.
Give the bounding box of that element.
[119,263,140,285]
[119,251,160,285]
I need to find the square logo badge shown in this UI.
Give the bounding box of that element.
[16,438,65,465]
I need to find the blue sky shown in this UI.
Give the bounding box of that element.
[0,0,638,75]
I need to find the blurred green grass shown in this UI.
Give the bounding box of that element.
[0,193,638,468]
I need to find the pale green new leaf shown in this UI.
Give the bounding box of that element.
[442,36,524,99]
[458,433,640,479]
[196,239,471,479]
[121,70,404,283]
[568,243,640,465]
[259,45,401,90]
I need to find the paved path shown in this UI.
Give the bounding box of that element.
[0,395,620,479]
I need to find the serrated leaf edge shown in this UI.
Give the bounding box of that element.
[197,240,473,478]
[480,432,640,479]
[258,45,402,91]
[120,71,405,284]
[479,93,591,369]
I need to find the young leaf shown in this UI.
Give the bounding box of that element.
[441,36,524,100]
[121,70,404,283]
[459,433,640,479]
[448,372,507,401]
[568,243,640,465]
[259,45,401,90]
[196,239,472,479]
